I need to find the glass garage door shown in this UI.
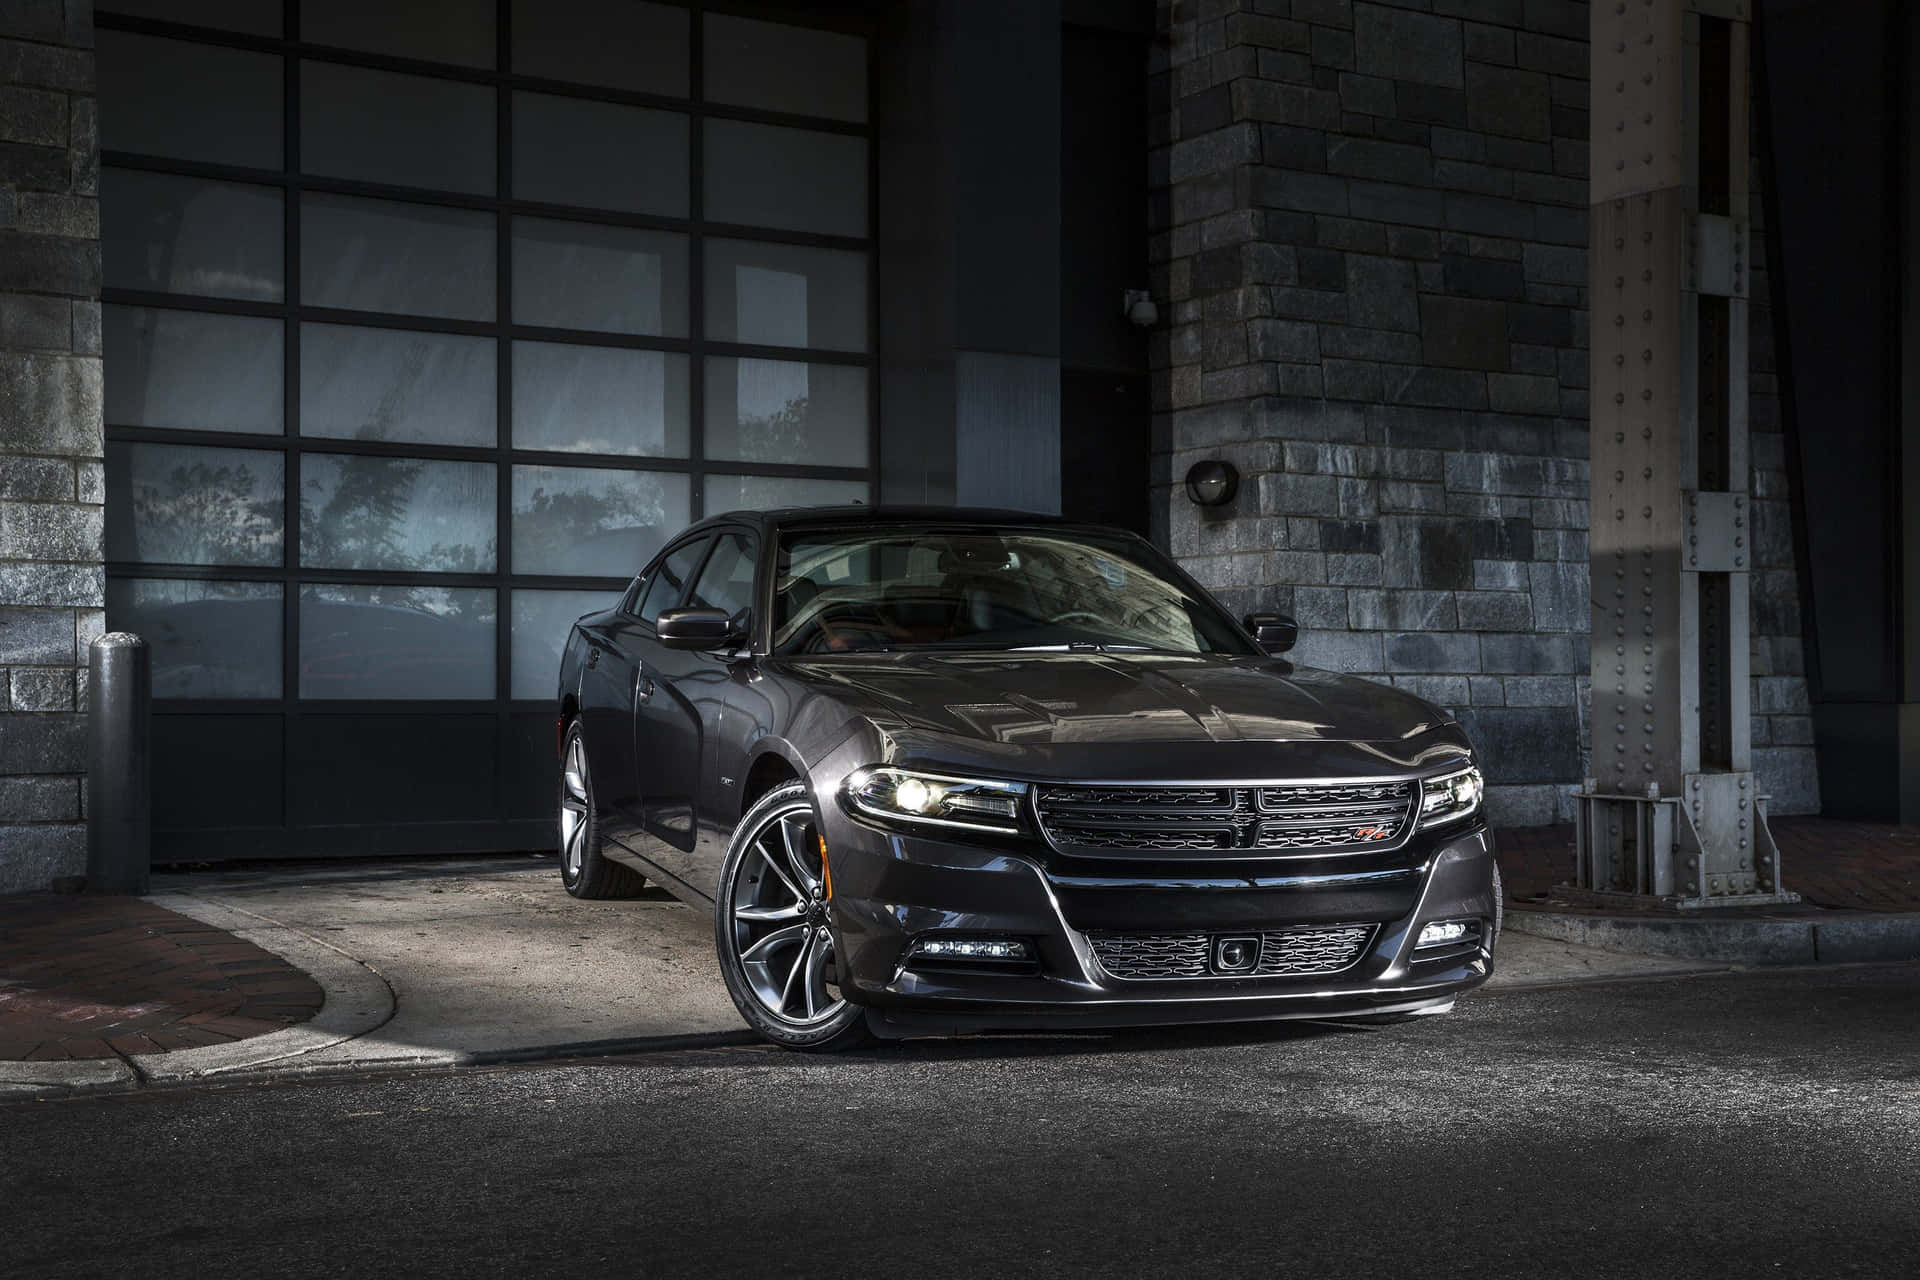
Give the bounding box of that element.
[96,0,875,859]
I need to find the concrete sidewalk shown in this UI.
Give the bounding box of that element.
[1,853,1772,1098]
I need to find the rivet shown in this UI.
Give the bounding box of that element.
[1738,838,1748,849]
[1615,393,1626,405]
[1738,778,1748,789]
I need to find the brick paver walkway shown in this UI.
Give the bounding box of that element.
[1497,817,1920,911]
[0,895,323,1062]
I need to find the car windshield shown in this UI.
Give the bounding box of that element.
[771,526,1256,656]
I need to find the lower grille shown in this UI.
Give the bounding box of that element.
[1089,923,1377,981]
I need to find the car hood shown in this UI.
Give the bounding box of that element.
[775,650,1466,778]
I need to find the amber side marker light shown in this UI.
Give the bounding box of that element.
[819,833,833,900]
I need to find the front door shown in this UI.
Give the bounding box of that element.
[641,528,761,895]
[624,536,708,885]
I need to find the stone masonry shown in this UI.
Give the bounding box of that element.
[0,0,103,891]
[1148,0,1818,824]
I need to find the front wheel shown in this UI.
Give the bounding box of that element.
[714,781,872,1051]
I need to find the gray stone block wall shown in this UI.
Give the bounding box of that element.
[0,0,101,891]
[1149,0,1819,823]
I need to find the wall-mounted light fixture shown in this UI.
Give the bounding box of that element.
[1122,288,1158,328]
[1184,459,1239,507]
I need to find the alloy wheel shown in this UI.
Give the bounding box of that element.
[559,731,589,881]
[726,802,845,1026]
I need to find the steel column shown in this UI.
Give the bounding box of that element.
[1577,0,1797,907]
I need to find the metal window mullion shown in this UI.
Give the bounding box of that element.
[496,0,515,748]
[689,3,706,521]
[281,0,300,820]
[96,8,877,138]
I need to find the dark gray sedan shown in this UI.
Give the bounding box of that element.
[556,507,1499,1050]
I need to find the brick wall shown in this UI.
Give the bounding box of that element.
[0,0,102,891]
[1149,0,1818,823]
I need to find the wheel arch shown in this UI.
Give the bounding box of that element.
[741,749,806,816]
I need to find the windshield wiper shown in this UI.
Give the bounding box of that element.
[1004,642,1154,653]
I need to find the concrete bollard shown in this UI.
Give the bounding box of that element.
[87,632,152,895]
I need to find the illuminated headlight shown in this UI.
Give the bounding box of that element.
[843,767,1027,834]
[1419,765,1483,827]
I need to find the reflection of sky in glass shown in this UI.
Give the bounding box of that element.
[511,588,621,699]
[708,359,866,467]
[300,323,495,446]
[707,474,867,513]
[736,356,808,425]
[300,454,497,572]
[102,169,284,302]
[735,265,806,348]
[513,218,684,336]
[104,305,282,433]
[512,342,688,457]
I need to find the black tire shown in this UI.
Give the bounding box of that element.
[714,781,874,1052]
[558,721,646,900]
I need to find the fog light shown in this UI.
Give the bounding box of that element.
[907,936,1033,962]
[1416,920,1474,948]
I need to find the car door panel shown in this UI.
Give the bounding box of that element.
[639,529,760,895]
[625,536,712,885]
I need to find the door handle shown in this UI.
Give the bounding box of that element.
[636,674,655,702]
[586,646,600,669]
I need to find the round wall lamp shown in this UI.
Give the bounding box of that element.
[1184,459,1239,507]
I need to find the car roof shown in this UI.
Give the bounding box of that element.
[692,505,1123,537]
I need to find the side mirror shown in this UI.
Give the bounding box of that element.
[657,607,737,650]
[1244,612,1297,655]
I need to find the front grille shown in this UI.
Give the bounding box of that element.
[1036,781,1417,856]
[1089,923,1378,980]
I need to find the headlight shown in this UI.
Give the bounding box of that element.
[1419,765,1483,827]
[843,767,1027,835]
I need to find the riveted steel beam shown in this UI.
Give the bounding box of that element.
[1577,0,1795,908]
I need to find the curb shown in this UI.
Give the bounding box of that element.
[1508,908,1920,966]
[0,893,397,1101]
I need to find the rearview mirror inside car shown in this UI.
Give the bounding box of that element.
[657,607,737,650]
[1243,612,1297,655]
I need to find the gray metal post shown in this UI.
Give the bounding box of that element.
[1578,0,1796,908]
[87,632,152,895]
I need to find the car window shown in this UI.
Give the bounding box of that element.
[636,537,708,626]
[686,531,758,624]
[772,526,1256,657]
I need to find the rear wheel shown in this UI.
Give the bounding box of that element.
[558,722,646,900]
[714,781,872,1052]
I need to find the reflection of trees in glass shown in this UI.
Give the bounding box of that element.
[132,460,282,565]
[300,458,496,617]
[304,455,418,570]
[736,395,809,465]
[517,476,667,572]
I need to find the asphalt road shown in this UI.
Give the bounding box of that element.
[4,965,1916,1279]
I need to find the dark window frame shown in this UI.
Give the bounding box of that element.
[98,0,881,722]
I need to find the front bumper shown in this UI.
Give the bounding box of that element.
[817,797,1499,1037]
